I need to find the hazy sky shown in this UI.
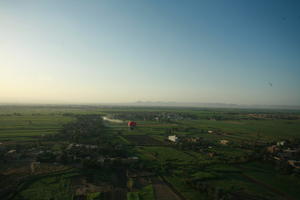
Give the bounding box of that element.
[1,0,300,105]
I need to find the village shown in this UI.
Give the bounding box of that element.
[1,112,300,200]
[2,122,300,177]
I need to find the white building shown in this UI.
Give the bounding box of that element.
[277,141,286,146]
[168,135,178,142]
[220,140,229,145]
[7,149,16,154]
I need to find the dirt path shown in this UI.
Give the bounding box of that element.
[151,177,183,200]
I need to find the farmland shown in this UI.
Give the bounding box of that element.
[0,114,73,141]
[123,135,165,146]
[1,105,300,200]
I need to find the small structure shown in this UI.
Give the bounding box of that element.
[7,149,16,154]
[208,152,215,158]
[66,143,74,150]
[6,149,18,160]
[128,156,139,160]
[273,156,281,161]
[30,162,41,174]
[67,143,98,150]
[287,160,300,169]
[220,140,229,145]
[128,121,137,130]
[168,135,178,142]
[266,145,278,154]
[277,141,286,146]
[208,130,214,134]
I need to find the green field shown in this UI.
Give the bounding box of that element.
[0,114,74,141]
[240,162,300,199]
[138,146,195,163]
[179,119,300,141]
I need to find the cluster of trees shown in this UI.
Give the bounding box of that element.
[0,112,23,116]
[107,111,198,121]
[56,115,107,143]
[201,112,300,121]
[247,113,300,120]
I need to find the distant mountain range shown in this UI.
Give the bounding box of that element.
[1,101,300,110]
[107,101,300,110]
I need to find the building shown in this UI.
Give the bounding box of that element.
[277,141,286,146]
[287,160,300,169]
[7,149,16,154]
[220,140,229,145]
[168,135,178,142]
[266,145,278,154]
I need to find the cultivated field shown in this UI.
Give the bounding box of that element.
[0,114,73,141]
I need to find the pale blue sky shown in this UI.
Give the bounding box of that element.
[0,0,299,105]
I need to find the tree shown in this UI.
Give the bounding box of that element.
[127,178,134,191]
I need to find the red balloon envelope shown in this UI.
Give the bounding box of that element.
[128,121,137,127]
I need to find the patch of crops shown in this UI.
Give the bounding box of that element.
[124,135,165,146]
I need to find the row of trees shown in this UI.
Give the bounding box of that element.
[107,111,198,121]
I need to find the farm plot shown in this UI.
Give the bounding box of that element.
[0,115,74,141]
[179,119,300,141]
[239,162,300,200]
[138,146,194,163]
[151,177,182,200]
[123,135,165,146]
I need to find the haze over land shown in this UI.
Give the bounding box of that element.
[0,0,300,106]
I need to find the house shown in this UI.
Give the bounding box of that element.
[30,162,41,174]
[266,145,278,154]
[277,141,286,146]
[66,143,74,150]
[220,140,229,145]
[128,156,139,161]
[67,143,98,150]
[7,149,16,154]
[273,156,281,161]
[208,152,215,158]
[168,135,178,142]
[287,160,300,169]
[6,149,18,160]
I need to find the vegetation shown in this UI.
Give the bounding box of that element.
[0,105,300,200]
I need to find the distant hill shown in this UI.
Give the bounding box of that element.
[105,101,300,110]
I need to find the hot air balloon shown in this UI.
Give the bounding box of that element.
[128,121,137,130]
